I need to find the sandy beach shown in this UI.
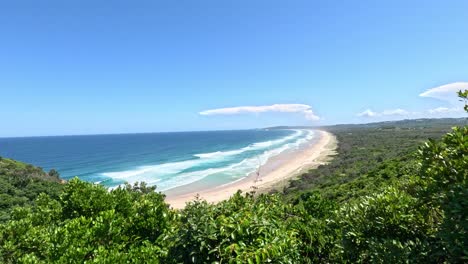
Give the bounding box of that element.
[165,130,337,209]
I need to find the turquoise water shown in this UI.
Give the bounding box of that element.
[0,129,315,192]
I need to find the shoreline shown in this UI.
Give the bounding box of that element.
[165,130,337,209]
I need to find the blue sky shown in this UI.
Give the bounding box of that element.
[1,0,467,137]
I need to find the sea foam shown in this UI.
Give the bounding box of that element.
[193,130,303,159]
[99,129,315,191]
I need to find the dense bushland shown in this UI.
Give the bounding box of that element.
[0,121,465,263]
[0,93,466,263]
[284,118,465,202]
[0,158,63,222]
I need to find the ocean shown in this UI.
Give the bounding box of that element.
[0,129,315,192]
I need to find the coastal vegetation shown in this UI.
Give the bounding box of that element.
[0,94,466,263]
[284,118,466,202]
[0,158,63,222]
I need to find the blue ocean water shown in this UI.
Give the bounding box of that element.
[0,129,315,192]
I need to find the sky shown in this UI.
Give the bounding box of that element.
[1,0,467,137]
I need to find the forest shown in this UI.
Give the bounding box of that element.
[0,93,466,263]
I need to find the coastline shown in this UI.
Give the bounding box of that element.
[165,130,337,209]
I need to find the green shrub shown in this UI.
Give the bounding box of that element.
[418,126,468,261]
[0,179,174,263]
[168,192,302,263]
[338,186,436,263]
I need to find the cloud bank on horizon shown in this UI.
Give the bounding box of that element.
[199,82,466,123]
[357,108,411,118]
[358,82,467,119]
[199,104,320,121]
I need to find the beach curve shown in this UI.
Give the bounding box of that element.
[165,130,337,209]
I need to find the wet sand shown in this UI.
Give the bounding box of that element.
[165,130,337,209]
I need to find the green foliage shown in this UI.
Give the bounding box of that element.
[292,192,340,263]
[169,192,302,263]
[284,118,462,203]
[458,89,468,113]
[418,126,468,261]
[338,186,436,263]
[0,179,174,263]
[0,118,466,263]
[0,158,63,222]
[47,169,60,179]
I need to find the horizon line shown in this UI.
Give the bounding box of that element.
[0,117,465,139]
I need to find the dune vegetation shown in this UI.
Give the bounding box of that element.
[0,92,466,263]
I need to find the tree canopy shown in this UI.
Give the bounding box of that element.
[0,104,466,263]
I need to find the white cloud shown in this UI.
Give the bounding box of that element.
[357,108,410,118]
[358,106,464,119]
[428,107,462,114]
[419,82,467,116]
[199,104,320,121]
[419,82,468,104]
[357,82,467,120]
[382,109,410,116]
[357,109,378,117]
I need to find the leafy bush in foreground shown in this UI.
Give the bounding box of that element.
[0,179,175,263]
[418,126,468,261]
[0,114,466,262]
[338,186,436,263]
[168,192,302,263]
